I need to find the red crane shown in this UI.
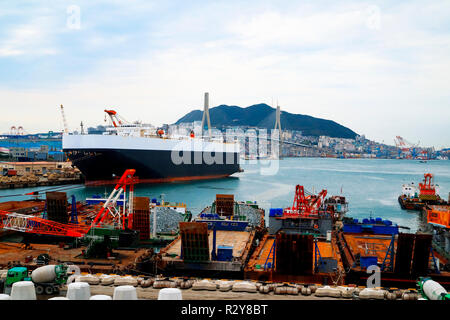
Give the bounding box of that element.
[92,169,137,229]
[104,109,128,127]
[0,212,90,237]
[0,169,138,238]
[283,185,327,217]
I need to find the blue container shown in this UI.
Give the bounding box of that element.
[151,198,157,203]
[217,245,233,262]
[373,225,399,235]
[343,224,362,233]
[361,224,373,231]
[269,208,283,217]
[360,256,378,269]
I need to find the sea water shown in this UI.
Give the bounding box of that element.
[1,158,449,232]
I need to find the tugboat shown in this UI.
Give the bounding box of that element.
[398,173,446,211]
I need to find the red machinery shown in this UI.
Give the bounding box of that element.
[104,109,128,127]
[419,173,436,196]
[283,185,327,217]
[0,169,138,238]
[0,213,90,237]
[92,169,137,229]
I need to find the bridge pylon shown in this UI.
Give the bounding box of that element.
[274,104,283,158]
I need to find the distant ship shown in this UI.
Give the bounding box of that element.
[63,101,241,184]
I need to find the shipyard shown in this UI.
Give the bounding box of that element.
[0,159,449,302]
[0,99,449,302]
[1,3,450,317]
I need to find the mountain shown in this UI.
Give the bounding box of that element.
[175,103,357,139]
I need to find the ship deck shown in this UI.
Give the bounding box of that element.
[344,233,395,265]
[246,235,341,272]
[244,233,344,284]
[159,230,256,274]
[162,230,253,260]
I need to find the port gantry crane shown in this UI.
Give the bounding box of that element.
[283,185,328,217]
[0,169,138,238]
[394,136,420,159]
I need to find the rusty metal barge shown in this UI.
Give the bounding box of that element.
[244,185,348,285]
[157,194,266,278]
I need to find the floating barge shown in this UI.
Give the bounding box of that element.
[336,216,450,289]
[244,185,348,285]
[158,194,265,278]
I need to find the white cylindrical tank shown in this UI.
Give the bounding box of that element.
[90,295,112,300]
[31,265,57,283]
[113,285,137,300]
[66,282,91,300]
[423,279,448,300]
[158,288,183,300]
[10,281,37,300]
[0,294,10,300]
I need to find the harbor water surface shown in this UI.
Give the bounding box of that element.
[1,158,449,232]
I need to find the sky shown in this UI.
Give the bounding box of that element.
[0,0,449,149]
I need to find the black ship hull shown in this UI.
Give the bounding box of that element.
[65,148,241,183]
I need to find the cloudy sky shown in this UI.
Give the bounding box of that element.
[0,0,449,148]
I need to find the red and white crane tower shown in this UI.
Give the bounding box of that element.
[0,169,138,238]
[91,169,137,230]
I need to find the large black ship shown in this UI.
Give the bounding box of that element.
[63,113,241,184]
